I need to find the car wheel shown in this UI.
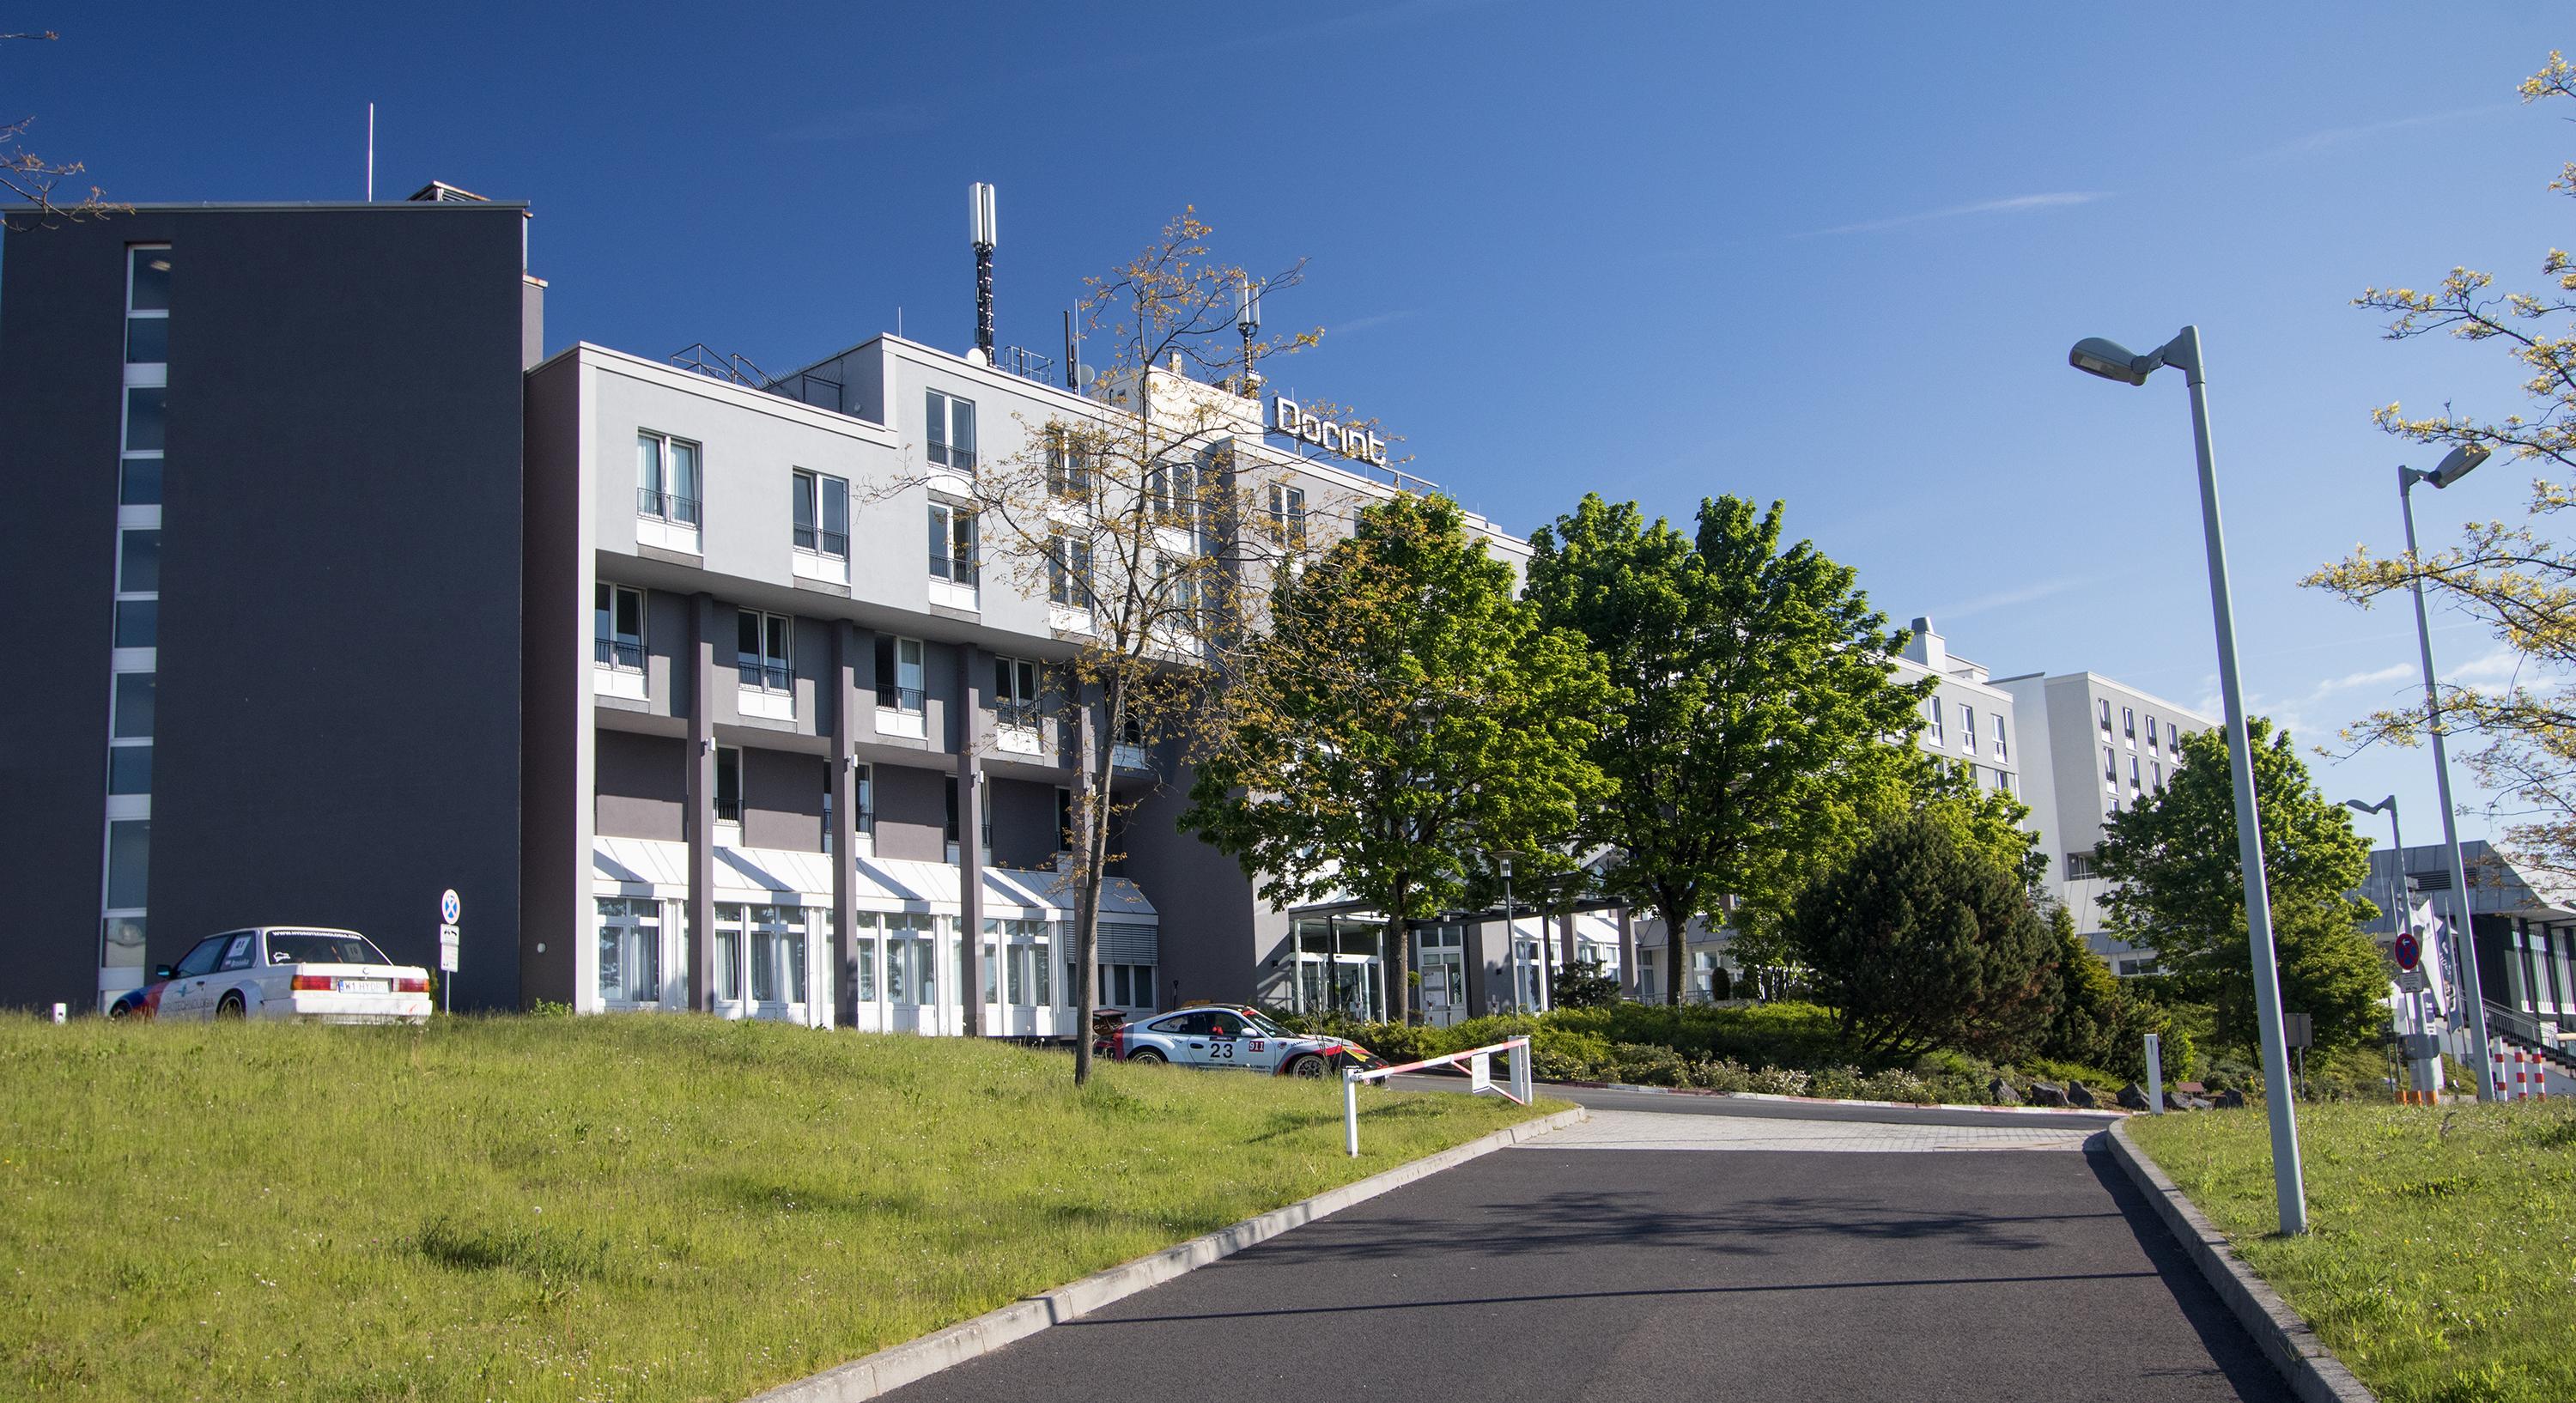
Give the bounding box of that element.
[1126,1048,1167,1066]
[1287,1054,1328,1079]
[216,993,246,1020]
[106,1001,130,1021]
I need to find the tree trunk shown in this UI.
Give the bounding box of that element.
[1069,683,1122,1086]
[1386,913,1412,1025]
[1661,897,1689,1006]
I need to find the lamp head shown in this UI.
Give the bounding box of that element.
[2069,337,2155,386]
[2343,796,2394,816]
[2427,442,2490,489]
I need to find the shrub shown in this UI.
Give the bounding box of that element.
[1686,1057,1753,1092]
[1606,1042,1689,1086]
[1747,1066,1812,1096]
[1529,1026,1609,1081]
[1550,958,1623,1010]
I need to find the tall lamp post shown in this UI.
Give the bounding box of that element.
[2397,446,2500,1100]
[2069,326,2307,1235]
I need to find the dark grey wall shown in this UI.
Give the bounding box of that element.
[521,350,583,1007]
[873,762,947,862]
[742,747,824,852]
[0,204,534,1011]
[0,215,125,1011]
[987,777,1060,872]
[1121,757,1261,1008]
[596,730,686,841]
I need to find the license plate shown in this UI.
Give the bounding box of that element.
[337,979,390,993]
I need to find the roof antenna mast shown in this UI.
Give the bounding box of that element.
[970,181,997,364]
[365,102,375,202]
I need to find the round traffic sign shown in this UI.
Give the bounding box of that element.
[2394,930,2421,971]
[440,889,461,925]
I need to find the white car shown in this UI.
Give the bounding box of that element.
[111,927,433,1023]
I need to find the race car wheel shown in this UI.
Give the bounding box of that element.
[1287,1054,1327,1078]
[216,993,246,1020]
[1126,1048,1167,1066]
[106,1001,131,1020]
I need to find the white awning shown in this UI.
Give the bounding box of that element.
[590,837,1153,920]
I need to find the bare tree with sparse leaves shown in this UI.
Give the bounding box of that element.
[3,31,117,230]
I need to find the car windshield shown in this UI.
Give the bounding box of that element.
[1241,1009,1294,1038]
[266,932,391,966]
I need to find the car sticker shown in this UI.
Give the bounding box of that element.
[1249,1040,1264,1052]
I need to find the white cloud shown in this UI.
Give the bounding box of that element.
[2244,104,2512,162]
[1796,191,2111,238]
[1327,309,1419,337]
[1922,575,2092,624]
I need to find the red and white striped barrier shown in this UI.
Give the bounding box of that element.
[1344,1036,1531,1157]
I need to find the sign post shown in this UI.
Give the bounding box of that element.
[2145,1032,2164,1114]
[438,889,461,1014]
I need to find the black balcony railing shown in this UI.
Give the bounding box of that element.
[996,698,1041,731]
[877,684,926,712]
[594,636,644,670]
[737,659,791,691]
[793,525,849,557]
[638,488,702,525]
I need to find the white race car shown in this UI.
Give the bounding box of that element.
[110,927,433,1023]
[1096,1003,1384,1078]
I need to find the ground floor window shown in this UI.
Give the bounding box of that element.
[886,913,938,1005]
[1416,925,1467,1023]
[1098,962,1155,1009]
[596,896,662,1004]
[849,912,878,1002]
[982,918,1052,1005]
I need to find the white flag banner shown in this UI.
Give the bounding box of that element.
[2413,898,2454,1021]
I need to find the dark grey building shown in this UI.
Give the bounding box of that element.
[0,194,543,1011]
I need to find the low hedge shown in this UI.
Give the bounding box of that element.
[1273,1001,2125,1107]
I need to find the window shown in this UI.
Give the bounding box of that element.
[2122,707,2136,741]
[1925,697,1944,745]
[1961,705,1978,753]
[886,914,938,1005]
[850,912,879,1002]
[736,610,791,692]
[2145,716,2159,748]
[928,501,976,584]
[2099,698,2112,734]
[875,635,925,711]
[114,528,161,652]
[108,671,154,797]
[596,896,661,1004]
[1100,963,1155,1008]
[792,469,849,558]
[713,745,744,826]
[636,432,702,525]
[1991,713,2008,761]
[1998,769,2015,796]
[1048,532,1095,608]
[994,656,1041,730]
[2067,851,2099,880]
[1146,459,1200,530]
[1048,428,1092,499]
[945,775,959,844]
[985,919,1053,1005]
[593,584,643,670]
[1267,483,1308,546]
[926,389,975,471]
[103,817,150,910]
[2152,762,2164,789]
[2103,744,2117,781]
[856,762,876,831]
[123,386,166,454]
[2129,756,2142,790]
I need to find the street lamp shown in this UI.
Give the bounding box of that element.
[2397,442,2499,1101]
[2069,325,2308,1235]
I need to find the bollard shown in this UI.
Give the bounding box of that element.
[52,1002,67,1024]
[2145,1032,2165,1114]
[1343,1069,1360,1157]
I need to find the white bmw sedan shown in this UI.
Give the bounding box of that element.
[111,926,434,1023]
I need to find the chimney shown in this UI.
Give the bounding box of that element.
[1903,616,1946,672]
[969,182,997,364]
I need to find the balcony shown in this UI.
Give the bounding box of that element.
[636,489,702,555]
[876,684,928,739]
[592,636,647,702]
[792,525,852,586]
[996,698,1042,756]
[930,556,979,612]
[738,659,793,721]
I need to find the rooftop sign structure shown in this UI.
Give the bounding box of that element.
[1271,395,1388,469]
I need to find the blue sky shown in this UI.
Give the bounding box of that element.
[15,2,2573,853]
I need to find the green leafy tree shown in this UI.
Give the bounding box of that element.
[1182,494,1611,1023]
[2037,902,2123,1069]
[1525,494,1929,1005]
[1783,812,2055,1062]
[2093,719,2388,1052]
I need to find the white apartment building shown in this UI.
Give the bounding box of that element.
[1996,671,2216,972]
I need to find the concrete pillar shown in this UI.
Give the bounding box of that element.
[830,621,860,1029]
[1558,909,1577,971]
[687,593,718,1012]
[1615,906,1637,1000]
[957,643,987,1037]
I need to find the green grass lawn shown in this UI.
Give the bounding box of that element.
[2129,1100,2576,1403]
[0,1014,1552,1402]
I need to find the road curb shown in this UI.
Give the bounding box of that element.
[2105,1120,2378,1403]
[742,1103,1590,1403]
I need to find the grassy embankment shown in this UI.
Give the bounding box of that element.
[0,1014,1551,1402]
[2129,1100,2576,1403]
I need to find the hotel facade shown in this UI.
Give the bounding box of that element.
[0,190,1606,1027]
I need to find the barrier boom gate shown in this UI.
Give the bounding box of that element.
[1343,1036,1533,1157]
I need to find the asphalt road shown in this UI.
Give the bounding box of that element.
[1388,1073,2126,1130]
[880,1134,2287,1402]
